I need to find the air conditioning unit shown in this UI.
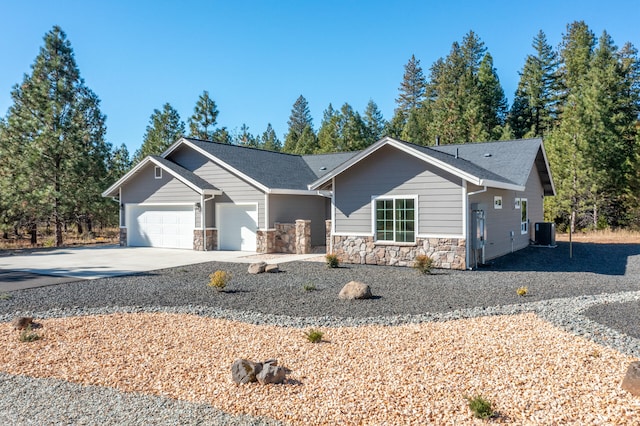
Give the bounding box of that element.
[535,222,556,246]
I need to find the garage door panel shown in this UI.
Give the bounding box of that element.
[128,205,194,249]
[218,204,257,251]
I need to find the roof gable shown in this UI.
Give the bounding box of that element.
[308,137,555,195]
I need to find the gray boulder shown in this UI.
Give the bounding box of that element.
[231,359,263,384]
[12,316,33,330]
[622,361,640,396]
[265,264,280,273]
[247,262,267,274]
[338,281,372,300]
[256,363,286,385]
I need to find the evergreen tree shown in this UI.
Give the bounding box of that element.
[188,90,218,140]
[338,103,368,151]
[0,26,111,245]
[133,103,185,163]
[212,127,232,144]
[363,99,386,145]
[283,95,314,153]
[260,123,281,151]
[295,125,319,154]
[477,53,508,140]
[317,104,340,152]
[395,54,427,116]
[235,124,259,147]
[508,30,559,138]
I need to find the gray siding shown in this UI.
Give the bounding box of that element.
[468,164,545,260]
[269,194,329,246]
[169,145,266,229]
[334,145,464,236]
[120,163,200,227]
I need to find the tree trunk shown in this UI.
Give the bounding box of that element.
[77,220,83,235]
[570,210,576,234]
[87,218,93,233]
[30,223,37,245]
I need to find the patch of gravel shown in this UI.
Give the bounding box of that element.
[1,241,640,424]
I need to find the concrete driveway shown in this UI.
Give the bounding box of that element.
[0,245,323,291]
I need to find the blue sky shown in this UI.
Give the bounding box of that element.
[1,1,638,154]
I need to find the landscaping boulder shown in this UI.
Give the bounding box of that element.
[338,281,372,300]
[12,316,33,330]
[265,264,280,273]
[257,363,286,384]
[248,262,267,274]
[231,359,263,384]
[622,361,640,397]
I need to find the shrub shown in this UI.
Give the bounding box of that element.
[325,253,340,268]
[413,254,434,275]
[516,286,528,296]
[0,293,12,300]
[302,282,317,292]
[208,270,231,291]
[465,394,494,419]
[304,328,324,343]
[19,325,41,343]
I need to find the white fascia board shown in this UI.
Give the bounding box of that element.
[479,179,525,192]
[268,189,331,196]
[177,139,270,193]
[160,137,188,157]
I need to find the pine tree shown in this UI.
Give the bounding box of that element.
[188,90,218,140]
[133,103,185,163]
[235,124,259,147]
[508,30,559,138]
[317,104,340,152]
[396,54,427,115]
[283,95,314,153]
[212,127,232,144]
[363,99,386,145]
[338,103,368,151]
[477,53,508,140]
[260,123,281,151]
[0,26,111,246]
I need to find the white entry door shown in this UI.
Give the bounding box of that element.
[218,204,258,251]
[127,205,194,249]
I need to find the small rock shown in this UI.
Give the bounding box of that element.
[12,316,33,330]
[338,281,372,300]
[231,358,262,384]
[247,262,267,274]
[622,361,640,396]
[256,363,286,384]
[265,264,279,273]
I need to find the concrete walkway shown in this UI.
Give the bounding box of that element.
[0,245,324,284]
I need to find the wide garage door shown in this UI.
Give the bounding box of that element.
[218,204,257,251]
[128,205,194,249]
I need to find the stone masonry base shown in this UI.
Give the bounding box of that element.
[193,229,217,251]
[331,235,466,270]
[256,220,312,254]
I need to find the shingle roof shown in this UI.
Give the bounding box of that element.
[149,155,219,192]
[429,138,544,187]
[302,151,360,179]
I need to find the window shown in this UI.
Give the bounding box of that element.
[154,166,162,179]
[494,196,502,209]
[375,197,415,243]
[520,198,528,234]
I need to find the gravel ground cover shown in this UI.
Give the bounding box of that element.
[0,241,639,424]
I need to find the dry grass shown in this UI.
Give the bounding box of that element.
[556,229,640,244]
[0,228,119,252]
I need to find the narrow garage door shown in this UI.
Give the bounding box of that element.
[128,205,194,249]
[218,204,258,251]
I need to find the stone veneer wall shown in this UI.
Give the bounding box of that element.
[326,220,332,252]
[119,228,127,247]
[332,235,466,270]
[256,220,312,254]
[193,229,217,251]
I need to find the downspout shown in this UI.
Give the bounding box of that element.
[466,185,487,269]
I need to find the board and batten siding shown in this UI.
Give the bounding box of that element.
[120,163,200,227]
[168,145,266,229]
[468,164,545,260]
[334,145,464,236]
[269,194,329,246]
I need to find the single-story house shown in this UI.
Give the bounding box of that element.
[103,136,555,269]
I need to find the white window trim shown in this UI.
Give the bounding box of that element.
[154,166,162,179]
[371,195,418,244]
[520,198,528,234]
[494,196,502,209]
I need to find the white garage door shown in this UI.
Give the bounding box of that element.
[128,205,194,249]
[218,204,258,251]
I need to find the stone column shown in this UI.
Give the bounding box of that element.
[295,220,311,254]
[257,229,275,253]
[119,228,127,247]
[325,220,332,253]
